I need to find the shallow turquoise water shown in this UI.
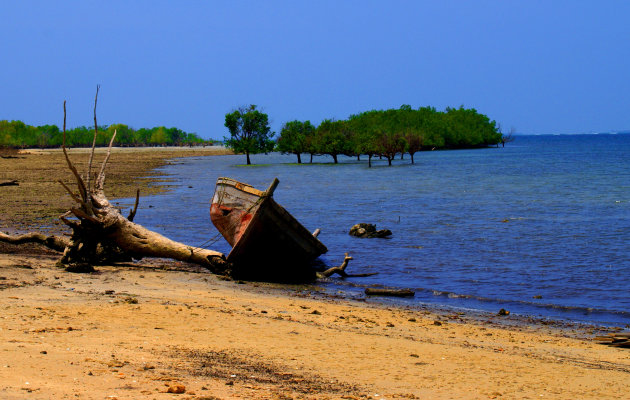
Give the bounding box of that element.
[126,134,630,326]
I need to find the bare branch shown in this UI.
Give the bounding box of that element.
[86,84,100,192]
[70,208,102,225]
[59,214,81,231]
[61,101,89,203]
[318,253,353,278]
[0,231,70,252]
[95,129,117,191]
[58,180,82,204]
[127,189,140,222]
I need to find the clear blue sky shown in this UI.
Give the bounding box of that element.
[2,1,629,139]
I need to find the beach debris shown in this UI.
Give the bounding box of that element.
[0,179,19,186]
[497,308,510,316]
[0,89,372,284]
[0,87,229,276]
[594,332,630,348]
[349,223,392,238]
[364,288,415,297]
[210,177,327,280]
[317,253,378,279]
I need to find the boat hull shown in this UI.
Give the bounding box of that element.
[210,177,327,280]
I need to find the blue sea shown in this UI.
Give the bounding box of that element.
[126,134,630,327]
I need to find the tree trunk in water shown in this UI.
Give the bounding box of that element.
[332,154,338,164]
[310,153,313,163]
[246,152,251,165]
[410,152,415,164]
[368,154,372,168]
[357,154,360,161]
[401,153,404,160]
[387,156,392,166]
[296,153,302,164]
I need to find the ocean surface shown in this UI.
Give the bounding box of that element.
[125,134,630,327]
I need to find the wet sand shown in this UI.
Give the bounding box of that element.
[0,146,231,233]
[1,147,630,399]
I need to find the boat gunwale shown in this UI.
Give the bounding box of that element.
[216,176,265,197]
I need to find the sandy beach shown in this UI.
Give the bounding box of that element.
[1,148,630,399]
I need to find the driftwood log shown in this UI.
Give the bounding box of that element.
[0,179,19,187]
[0,87,229,275]
[365,288,415,297]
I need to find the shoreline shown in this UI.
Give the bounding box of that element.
[2,147,630,398]
[0,146,231,233]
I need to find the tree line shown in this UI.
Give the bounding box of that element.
[273,105,504,166]
[0,120,212,148]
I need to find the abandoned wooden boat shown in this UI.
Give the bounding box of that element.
[210,177,328,279]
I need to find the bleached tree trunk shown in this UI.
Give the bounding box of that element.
[0,87,229,275]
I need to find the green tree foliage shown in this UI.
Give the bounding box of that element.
[224,105,275,165]
[0,120,211,148]
[310,119,353,164]
[277,105,502,167]
[277,120,315,163]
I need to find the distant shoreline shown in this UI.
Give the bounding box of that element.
[0,146,231,233]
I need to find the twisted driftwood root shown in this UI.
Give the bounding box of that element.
[317,253,378,279]
[0,87,230,276]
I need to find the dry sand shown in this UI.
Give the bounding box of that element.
[2,147,630,399]
[1,251,630,400]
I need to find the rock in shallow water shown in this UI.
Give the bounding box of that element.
[349,223,392,238]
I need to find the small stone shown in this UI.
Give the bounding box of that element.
[498,308,510,316]
[40,350,47,354]
[310,310,321,315]
[433,320,442,326]
[166,384,186,394]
